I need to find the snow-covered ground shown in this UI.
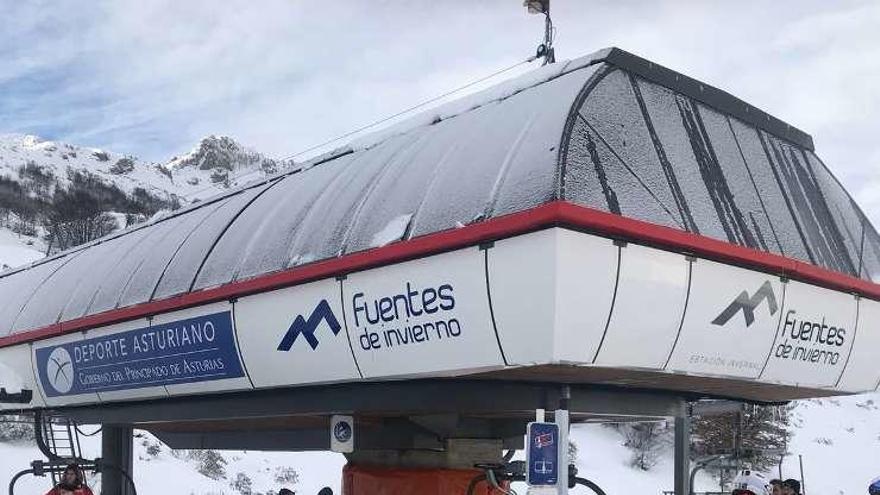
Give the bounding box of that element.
[573,393,880,495]
[2,393,878,495]
[781,395,880,495]
[0,429,346,495]
[0,228,44,271]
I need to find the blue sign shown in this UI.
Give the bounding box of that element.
[527,422,559,486]
[36,311,244,397]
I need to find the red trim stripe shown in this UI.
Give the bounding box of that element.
[1,201,876,348]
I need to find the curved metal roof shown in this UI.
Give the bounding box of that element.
[1,47,877,341]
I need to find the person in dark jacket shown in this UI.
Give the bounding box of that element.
[782,479,801,495]
[44,463,94,495]
[769,479,783,495]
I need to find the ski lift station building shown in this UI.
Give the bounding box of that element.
[2,48,880,493]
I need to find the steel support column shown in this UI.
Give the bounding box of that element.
[101,425,134,495]
[674,415,691,495]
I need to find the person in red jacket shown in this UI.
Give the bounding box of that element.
[45,463,94,495]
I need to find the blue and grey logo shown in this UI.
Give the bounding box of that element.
[45,347,74,394]
[277,300,342,351]
[712,281,778,327]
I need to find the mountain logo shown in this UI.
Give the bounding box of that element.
[711,280,778,327]
[46,347,74,394]
[277,300,342,351]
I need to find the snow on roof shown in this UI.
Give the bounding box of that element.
[0,47,874,339]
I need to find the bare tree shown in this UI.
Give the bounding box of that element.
[692,404,791,472]
[44,188,118,253]
[622,421,670,470]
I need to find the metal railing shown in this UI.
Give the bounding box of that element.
[36,411,87,486]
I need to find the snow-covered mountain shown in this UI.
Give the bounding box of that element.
[0,133,291,202]
[166,135,287,191]
[0,133,292,262]
[0,133,175,200]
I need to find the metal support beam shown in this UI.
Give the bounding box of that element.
[101,425,134,495]
[674,415,691,495]
[150,417,528,452]
[63,380,686,426]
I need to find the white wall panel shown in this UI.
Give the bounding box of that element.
[553,230,619,363]
[760,281,857,388]
[237,279,360,388]
[343,247,503,378]
[594,244,689,368]
[488,229,618,366]
[835,298,880,392]
[0,344,46,410]
[487,230,557,364]
[666,260,784,379]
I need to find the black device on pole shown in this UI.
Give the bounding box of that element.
[524,0,555,65]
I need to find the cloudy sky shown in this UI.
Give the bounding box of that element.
[1,0,878,218]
